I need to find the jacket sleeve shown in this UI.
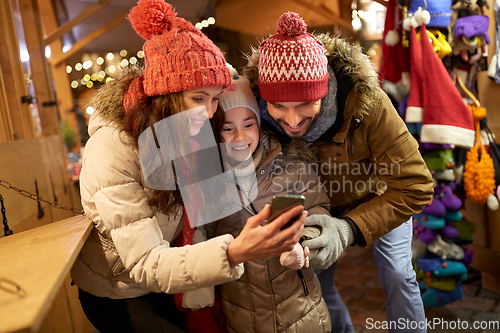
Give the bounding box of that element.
[345,92,434,245]
[84,129,243,294]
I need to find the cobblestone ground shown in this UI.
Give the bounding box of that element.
[335,246,500,333]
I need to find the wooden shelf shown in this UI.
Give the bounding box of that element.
[0,215,92,333]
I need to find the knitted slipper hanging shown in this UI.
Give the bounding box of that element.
[456,75,496,204]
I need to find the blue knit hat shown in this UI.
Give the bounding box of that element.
[407,0,452,27]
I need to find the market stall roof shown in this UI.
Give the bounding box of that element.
[215,0,352,37]
[51,0,358,55]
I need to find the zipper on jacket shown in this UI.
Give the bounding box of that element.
[236,182,259,216]
[297,270,309,296]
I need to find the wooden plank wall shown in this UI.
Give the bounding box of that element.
[0,136,76,235]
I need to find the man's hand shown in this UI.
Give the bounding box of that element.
[301,215,354,269]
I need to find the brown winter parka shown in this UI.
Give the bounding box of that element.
[215,133,332,333]
[244,34,434,246]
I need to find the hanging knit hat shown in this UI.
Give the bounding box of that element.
[220,64,260,126]
[407,0,452,27]
[405,26,423,123]
[124,0,231,111]
[419,25,475,148]
[257,12,329,102]
[454,15,491,45]
[379,0,410,84]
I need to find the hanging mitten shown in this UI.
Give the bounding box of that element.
[463,105,497,204]
[454,75,497,205]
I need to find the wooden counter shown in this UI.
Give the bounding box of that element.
[0,215,93,333]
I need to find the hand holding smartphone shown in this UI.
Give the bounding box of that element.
[268,194,306,230]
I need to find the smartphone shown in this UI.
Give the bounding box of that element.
[268,194,306,230]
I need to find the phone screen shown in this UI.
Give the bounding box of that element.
[268,194,306,230]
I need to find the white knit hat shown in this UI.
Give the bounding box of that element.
[219,63,260,126]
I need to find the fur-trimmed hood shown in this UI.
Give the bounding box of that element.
[87,65,143,136]
[243,33,382,120]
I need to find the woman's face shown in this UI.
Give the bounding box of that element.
[182,86,223,136]
[220,107,260,163]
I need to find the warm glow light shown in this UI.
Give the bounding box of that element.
[108,65,116,74]
[80,78,87,84]
[98,70,106,78]
[120,49,127,57]
[207,17,215,25]
[106,77,114,83]
[137,50,144,58]
[201,20,209,27]
[66,65,72,74]
[129,56,137,64]
[75,63,83,71]
[86,106,95,115]
[120,59,129,67]
[106,52,114,60]
[91,73,98,81]
[195,22,203,29]
[71,80,78,88]
[20,50,30,62]
[96,57,104,65]
[83,60,93,69]
[86,81,94,88]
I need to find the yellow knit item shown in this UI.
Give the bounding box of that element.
[463,104,496,204]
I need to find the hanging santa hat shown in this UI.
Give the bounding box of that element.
[379,0,409,84]
[419,25,475,148]
[405,26,423,123]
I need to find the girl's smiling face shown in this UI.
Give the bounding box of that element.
[220,107,260,162]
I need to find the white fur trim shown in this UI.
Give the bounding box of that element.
[420,124,475,148]
[405,106,423,123]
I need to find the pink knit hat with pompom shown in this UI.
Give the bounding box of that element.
[258,12,329,102]
[124,0,230,111]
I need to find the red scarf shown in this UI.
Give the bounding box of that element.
[173,140,227,333]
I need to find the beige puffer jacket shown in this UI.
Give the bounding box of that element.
[71,70,244,299]
[215,133,332,333]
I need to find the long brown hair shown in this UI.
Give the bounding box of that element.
[124,93,188,216]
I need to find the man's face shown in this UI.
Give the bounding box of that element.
[266,100,322,138]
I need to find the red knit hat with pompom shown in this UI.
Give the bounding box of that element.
[124,0,230,110]
[257,12,329,102]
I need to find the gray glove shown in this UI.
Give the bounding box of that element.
[301,214,354,269]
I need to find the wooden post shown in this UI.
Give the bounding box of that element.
[19,0,60,137]
[0,0,35,141]
[37,0,81,151]
[0,63,15,141]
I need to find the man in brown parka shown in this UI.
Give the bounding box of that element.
[244,11,434,333]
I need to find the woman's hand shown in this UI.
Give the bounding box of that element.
[227,204,307,266]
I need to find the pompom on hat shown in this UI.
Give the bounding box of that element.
[219,64,260,126]
[257,12,329,102]
[123,0,231,112]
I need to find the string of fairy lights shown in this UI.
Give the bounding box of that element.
[67,50,144,90]
[67,17,216,91]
